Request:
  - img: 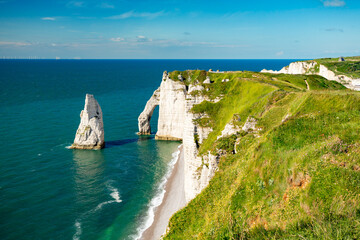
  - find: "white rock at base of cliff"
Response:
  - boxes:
[71,94,105,150]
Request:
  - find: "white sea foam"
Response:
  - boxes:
[72,182,122,240]
[132,145,182,240]
[73,221,82,240]
[107,183,122,203]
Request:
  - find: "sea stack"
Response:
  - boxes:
[70,94,105,150]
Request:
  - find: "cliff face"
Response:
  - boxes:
[279,61,317,75]
[183,83,215,202]
[71,94,105,150]
[318,64,353,83]
[261,61,359,90]
[156,72,187,141]
[138,72,217,202]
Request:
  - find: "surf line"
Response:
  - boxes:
[133,144,182,240]
[73,182,122,240]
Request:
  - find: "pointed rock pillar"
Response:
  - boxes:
[70,94,105,149]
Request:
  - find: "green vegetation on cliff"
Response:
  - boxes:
[314,56,360,78]
[164,70,360,239]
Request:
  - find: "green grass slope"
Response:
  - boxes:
[163,70,360,239]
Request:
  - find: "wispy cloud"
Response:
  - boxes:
[107,10,165,20]
[108,36,249,49]
[322,0,346,7]
[48,42,98,48]
[110,37,125,42]
[276,51,284,56]
[66,1,85,8]
[213,44,250,48]
[325,28,344,32]
[41,17,56,21]
[0,41,31,46]
[136,35,152,42]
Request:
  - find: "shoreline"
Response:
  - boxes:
[141,145,186,240]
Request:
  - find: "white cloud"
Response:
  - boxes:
[66,1,85,8]
[0,41,31,46]
[110,37,125,42]
[107,10,164,20]
[276,51,284,56]
[136,35,152,42]
[322,0,345,7]
[41,17,56,21]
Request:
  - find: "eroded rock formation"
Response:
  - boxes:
[138,72,217,202]
[70,94,105,150]
[138,88,160,135]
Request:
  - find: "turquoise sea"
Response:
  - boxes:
[0,59,296,240]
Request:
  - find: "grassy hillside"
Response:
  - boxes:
[164,70,360,239]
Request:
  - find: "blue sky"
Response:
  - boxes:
[0,0,359,59]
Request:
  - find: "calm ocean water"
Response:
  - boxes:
[0,59,296,240]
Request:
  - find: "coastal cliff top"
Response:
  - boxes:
[301,56,360,78]
[166,68,346,157]
[168,69,346,90]
[163,63,360,239]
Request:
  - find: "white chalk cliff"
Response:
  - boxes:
[156,72,187,141]
[71,94,105,150]
[138,88,160,135]
[138,72,217,202]
[261,61,360,90]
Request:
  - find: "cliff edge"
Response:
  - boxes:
[261,56,360,90]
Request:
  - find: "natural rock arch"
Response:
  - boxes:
[137,88,160,135]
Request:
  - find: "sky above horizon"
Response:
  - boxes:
[0,0,359,59]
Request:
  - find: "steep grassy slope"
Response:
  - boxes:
[164,71,360,239]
